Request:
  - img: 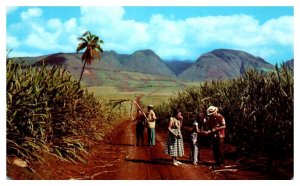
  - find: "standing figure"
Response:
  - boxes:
[205,106,226,166]
[196,112,206,131]
[165,109,184,166]
[190,121,199,165]
[132,109,146,146]
[146,105,156,146]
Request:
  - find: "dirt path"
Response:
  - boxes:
[86,120,215,180]
[78,96,215,180]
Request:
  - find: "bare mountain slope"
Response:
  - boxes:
[178,49,274,81]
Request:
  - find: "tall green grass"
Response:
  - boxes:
[156,66,293,157]
[7,60,122,164]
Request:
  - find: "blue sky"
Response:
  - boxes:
[6,6,293,64]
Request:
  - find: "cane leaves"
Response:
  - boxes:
[156,66,293,157]
[7,60,121,164]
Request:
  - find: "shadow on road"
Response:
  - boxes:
[106,142,135,146]
[126,158,173,165]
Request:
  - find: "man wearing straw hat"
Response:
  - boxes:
[147,105,156,146]
[205,106,226,166]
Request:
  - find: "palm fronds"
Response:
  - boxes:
[77,31,104,84]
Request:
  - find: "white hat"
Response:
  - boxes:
[193,121,198,126]
[147,105,154,108]
[207,106,218,115]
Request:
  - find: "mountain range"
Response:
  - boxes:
[12,49,291,82]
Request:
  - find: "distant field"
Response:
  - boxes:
[85,70,200,110]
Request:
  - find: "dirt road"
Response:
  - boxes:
[8,116,292,180]
[85,119,216,180]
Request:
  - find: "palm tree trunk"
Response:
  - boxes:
[78,60,87,85]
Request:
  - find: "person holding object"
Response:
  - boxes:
[205,106,226,166]
[146,105,156,146]
[190,121,199,165]
[165,109,184,166]
[131,109,146,146]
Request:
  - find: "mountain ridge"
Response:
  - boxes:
[178,49,275,81]
[11,49,279,82]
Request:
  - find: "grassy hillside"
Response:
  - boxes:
[86,70,199,110]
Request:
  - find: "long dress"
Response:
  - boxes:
[165,117,184,157]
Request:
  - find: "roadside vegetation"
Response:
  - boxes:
[6,59,123,166]
[156,66,293,158]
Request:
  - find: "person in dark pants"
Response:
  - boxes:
[205,106,226,166]
[146,105,156,146]
[132,109,146,146]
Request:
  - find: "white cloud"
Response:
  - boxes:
[114,20,149,47]
[25,22,62,50]
[65,18,77,32]
[17,16,80,53]
[180,15,262,47]
[80,7,124,26]
[79,7,149,53]
[262,16,293,46]
[47,18,63,30]
[21,8,42,20]
[25,33,52,50]
[149,14,185,46]
[78,7,293,60]
[149,14,293,60]
[6,34,20,49]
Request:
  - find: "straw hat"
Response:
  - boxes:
[147,105,154,108]
[207,106,218,115]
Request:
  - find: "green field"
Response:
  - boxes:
[86,71,200,110]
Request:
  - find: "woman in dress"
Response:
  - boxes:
[165,109,184,166]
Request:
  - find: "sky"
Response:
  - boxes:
[6,6,294,65]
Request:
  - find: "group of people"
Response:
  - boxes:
[131,105,156,147]
[131,104,226,167]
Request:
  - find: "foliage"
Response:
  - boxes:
[76,31,104,84]
[7,60,122,164]
[156,66,293,157]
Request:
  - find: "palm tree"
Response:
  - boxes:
[76,31,104,84]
